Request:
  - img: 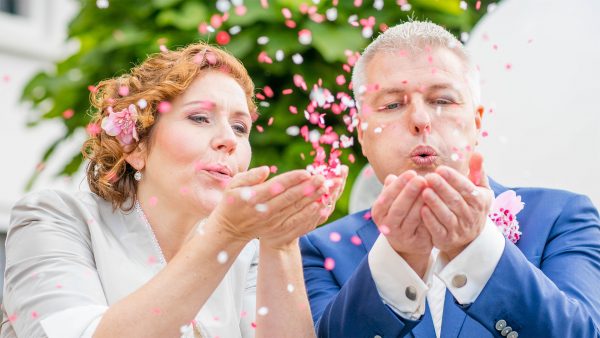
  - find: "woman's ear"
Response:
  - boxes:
[125,143,147,171]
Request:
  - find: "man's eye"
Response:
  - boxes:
[433,98,454,105]
[380,102,401,110]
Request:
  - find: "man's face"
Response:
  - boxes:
[357,47,482,183]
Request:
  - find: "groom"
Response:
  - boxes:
[300,21,600,337]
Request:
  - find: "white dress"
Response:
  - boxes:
[0,189,258,338]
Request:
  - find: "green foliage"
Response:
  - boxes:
[22,0,496,220]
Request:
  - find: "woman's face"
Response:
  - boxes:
[135,71,253,216]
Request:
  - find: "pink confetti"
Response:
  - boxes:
[363,211,372,220]
[267,117,274,126]
[118,85,129,96]
[235,5,247,16]
[282,8,292,19]
[251,322,257,329]
[31,311,38,319]
[348,153,355,163]
[505,63,512,70]
[62,109,74,119]
[210,14,223,28]
[260,0,268,9]
[240,310,247,318]
[256,125,264,133]
[158,101,172,113]
[482,131,489,137]
[351,235,362,246]
[216,31,231,45]
[148,255,158,264]
[257,51,273,64]
[198,22,209,34]
[298,29,312,45]
[324,257,335,270]
[151,307,161,315]
[285,20,297,29]
[149,196,158,206]
[86,123,101,136]
[88,85,98,93]
[159,44,168,53]
[379,225,390,235]
[269,165,278,173]
[263,86,274,98]
[329,232,341,242]
[476,0,481,10]
[336,74,346,85]
[8,314,17,323]
[282,88,293,95]
[289,106,298,114]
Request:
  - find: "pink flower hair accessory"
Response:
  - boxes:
[101,104,139,146]
[489,190,524,244]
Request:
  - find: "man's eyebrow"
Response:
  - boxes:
[370,88,406,102]
[428,83,462,92]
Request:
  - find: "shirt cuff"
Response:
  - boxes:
[368,234,434,320]
[436,217,505,305]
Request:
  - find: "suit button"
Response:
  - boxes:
[405,286,417,301]
[501,326,512,336]
[452,274,467,288]
[495,319,507,331]
[507,332,518,338]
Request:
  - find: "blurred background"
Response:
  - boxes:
[1,0,599,301]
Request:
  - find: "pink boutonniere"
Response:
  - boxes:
[101,104,139,146]
[489,190,524,244]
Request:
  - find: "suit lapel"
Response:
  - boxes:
[410,301,436,338]
[441,289,468,338]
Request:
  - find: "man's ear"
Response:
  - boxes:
[356,114,367,157]
[125,143,147,171]
[475,105,484,130]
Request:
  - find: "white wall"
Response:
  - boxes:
[469,0,600,208]
[0,0,81,232]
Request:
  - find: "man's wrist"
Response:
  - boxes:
[396,251,430,278]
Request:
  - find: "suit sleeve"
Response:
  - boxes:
[462,194,600,337]
[300,234,420,337]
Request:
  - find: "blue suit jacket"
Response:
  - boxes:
[300,178,600,337]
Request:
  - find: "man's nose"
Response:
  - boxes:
[409,101,432,135]
[210,121,238,154]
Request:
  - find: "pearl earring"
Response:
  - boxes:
[134,170,143,181]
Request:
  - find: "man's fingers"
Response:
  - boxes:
[435,166,486,207]
[424,173,470,217]
[421,186,457,230]
[421,205,447,241]
[228,166,271,189]
[385,175,427,226]
[468,152,484,186]
[373,170,417,221]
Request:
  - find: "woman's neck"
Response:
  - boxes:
[136,190,205,262]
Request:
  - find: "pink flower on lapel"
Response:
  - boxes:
[101,104,139,145]
[489,190,524,244]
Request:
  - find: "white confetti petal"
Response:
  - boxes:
[374,0,384,10]
[459,1,468,10]
[287,284,295,293]
[275,49,284,61]
[326,8,338,21]
[451,153,459,161]
[216,0,231,12]
[217,251,228,264]
[257,36,269,45]
[229,25,242,35]
[137,99,148,109]
[96,0,109,8]
[240,187,253,201]
[292,53,304,64]
[258,306,269,316]
[374,127,383,134]
[255,203,268,212]
[286,126,300,136]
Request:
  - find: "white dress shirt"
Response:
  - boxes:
[1,189,258,338]
[369,218,506,338]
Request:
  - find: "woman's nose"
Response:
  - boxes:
[210,121,238,154]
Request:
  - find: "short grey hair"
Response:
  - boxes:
[351,21,481,111]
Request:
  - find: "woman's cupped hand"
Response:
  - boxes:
[207,165,348,250]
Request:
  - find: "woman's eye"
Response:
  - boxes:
[232,123,249,135]
[189,115,209,124]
